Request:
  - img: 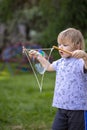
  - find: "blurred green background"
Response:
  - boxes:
[0,0,87,48]
[0,0,87,129]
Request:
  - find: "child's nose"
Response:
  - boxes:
[59,44,64,49]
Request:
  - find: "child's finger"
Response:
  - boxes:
[29,50,40,56]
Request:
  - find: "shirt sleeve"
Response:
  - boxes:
[51,60,58,71]
[78,59,87,75]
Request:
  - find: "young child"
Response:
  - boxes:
[23,28,87,130]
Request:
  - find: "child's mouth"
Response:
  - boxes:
[59,51,63,55]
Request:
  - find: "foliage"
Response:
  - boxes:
[0,0,87,48]
[0,0,25,22]
[38,0,60,47]
[58,0,87,34]
[0,0,40,22]
[0,0,13,22]
[38,0,87,47]
[85,39,87,52]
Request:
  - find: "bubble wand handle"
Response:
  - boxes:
[53,45,72,55]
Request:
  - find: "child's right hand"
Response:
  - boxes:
[22,46,41,58]
[29,50,41,59]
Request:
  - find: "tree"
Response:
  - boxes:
[38,0,87,47]
[0,0,40,22]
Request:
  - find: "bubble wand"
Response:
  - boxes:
[53,45,72,55]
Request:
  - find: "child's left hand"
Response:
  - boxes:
[72,50,87,59]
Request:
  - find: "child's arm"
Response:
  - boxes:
[72,50,87,69]
[36,53,54,71]
[82,54,87,70]
[22,46,55,71]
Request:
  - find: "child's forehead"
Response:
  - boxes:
[57,36,72,44]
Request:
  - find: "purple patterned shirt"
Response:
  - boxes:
[52,57,87,110]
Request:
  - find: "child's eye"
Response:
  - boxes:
[63,44,68,46]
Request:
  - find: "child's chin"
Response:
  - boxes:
[61,55,69,58]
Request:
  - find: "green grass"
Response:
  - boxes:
[0,71,57,130]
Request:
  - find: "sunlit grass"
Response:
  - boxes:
[0,72,56,130]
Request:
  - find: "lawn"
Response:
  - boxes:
[0,71,57,130]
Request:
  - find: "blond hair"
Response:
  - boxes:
[57,28,85,50]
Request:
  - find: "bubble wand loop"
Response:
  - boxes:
[23,48,42,92]
[23,46,54,92]
[53,45,72,55]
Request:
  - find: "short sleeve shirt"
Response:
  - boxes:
[52,57,87,110]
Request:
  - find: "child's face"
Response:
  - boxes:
[58,42,74,58]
